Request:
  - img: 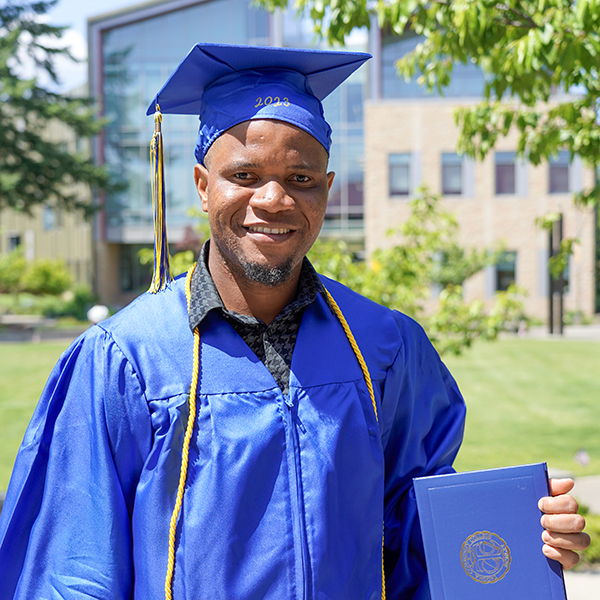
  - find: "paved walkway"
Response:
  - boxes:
[562,474,600,599]
[521,322,600,342]
[564,570,600,599]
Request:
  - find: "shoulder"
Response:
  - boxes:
[318,274,429,346]
[88,274,193,399]
[99,274,189,342]
[317,274,434,375]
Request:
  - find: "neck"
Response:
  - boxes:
[208,248,302,325]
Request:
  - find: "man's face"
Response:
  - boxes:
[194,119,335,287]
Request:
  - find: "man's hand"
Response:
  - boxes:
[538,478,591,569]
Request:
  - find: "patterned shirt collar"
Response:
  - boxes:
[188,240,325,332]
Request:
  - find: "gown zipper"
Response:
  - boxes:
[284,394,309,600]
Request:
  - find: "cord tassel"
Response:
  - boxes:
[149,104,172,293]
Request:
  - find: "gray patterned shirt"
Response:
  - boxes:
[188,241,325,395]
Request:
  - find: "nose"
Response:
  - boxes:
[249,179,295,213]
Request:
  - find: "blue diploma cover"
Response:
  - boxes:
[414,463,567,599]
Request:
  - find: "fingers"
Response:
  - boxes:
[548,478,575,496]
[538,477,590,569]
[541,545,582,570]
[538,493,579,517]
[541,512,586,534]
[542,530,591,552]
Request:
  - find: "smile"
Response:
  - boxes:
[246,226,292,235]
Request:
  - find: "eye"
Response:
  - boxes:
[292,174,311,183]
[234,172,252,181]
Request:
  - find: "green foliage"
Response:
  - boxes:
[309,189,524,355]
[0,0,118,214]
[428,284,525,356]
[0,249,27,293]
[0,286,94,319]
[55,284,97,320]
[578,505,600,568]
[20,257,72,295]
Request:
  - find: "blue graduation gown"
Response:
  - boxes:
[0,274,465,599]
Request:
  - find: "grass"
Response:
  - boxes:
[444,338,600,477]
[1,337,599,483]
[0,340,72,492]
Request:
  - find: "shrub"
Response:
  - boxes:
[21,259,72,296]
[0,250,27,294]
[578,505,600,569]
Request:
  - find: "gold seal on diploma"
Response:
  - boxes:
[461,531,511,584]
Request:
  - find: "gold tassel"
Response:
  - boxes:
[149,104,173,293]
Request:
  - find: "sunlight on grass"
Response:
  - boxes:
[0,341,72,491]
[445,339,600,477]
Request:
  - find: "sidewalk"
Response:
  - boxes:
[522,322,600,342]
[564,570,600,599]
[563,474,600,600]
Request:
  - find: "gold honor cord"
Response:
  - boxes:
[165,262,200,599]
[165,266,385,600]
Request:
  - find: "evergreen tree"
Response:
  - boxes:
[0,0,114,214]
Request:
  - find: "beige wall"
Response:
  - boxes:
[364,99,597,318]
[0,206,92,287]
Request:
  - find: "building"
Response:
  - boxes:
[88,0,369,305]
[364,33,597,319]
[0,85,94,288]
[87,3,597,317]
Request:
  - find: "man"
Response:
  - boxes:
[0,44,589,599]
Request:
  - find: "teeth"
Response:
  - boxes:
[247,226,291,234]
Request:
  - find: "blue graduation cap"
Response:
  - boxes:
[147,43,370,163]
[146,43,370,293]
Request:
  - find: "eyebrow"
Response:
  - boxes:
[225,160,322,172]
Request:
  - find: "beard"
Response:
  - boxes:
[240,258,294,287]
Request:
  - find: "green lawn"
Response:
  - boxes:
[0,340,72,492]
[1,337,599,493]
[445,338,600,477]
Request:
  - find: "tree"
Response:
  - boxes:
[260,1,598,199]
[308,189,524,355]
[0,0,116,214]
[259,0,600,274]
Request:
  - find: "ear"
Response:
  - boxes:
[194,163,209,212]
[327,171,335,192]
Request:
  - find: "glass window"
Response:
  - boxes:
[7,235,21,252]
[495,152,516,195]
[496,251,517,291]
[43,205,56,231]
[120,244,153,292]
[389,153,411,196]
[101,0,270,232]
[442,153,462,195]
[382,33,486,99]
[549,151,570,194]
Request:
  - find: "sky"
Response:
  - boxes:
[44,0,142,90]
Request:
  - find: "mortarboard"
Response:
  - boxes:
[146,43,370,293]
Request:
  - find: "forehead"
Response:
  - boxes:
[205,119,329,167]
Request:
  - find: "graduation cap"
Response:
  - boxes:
[146,43,371,293]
